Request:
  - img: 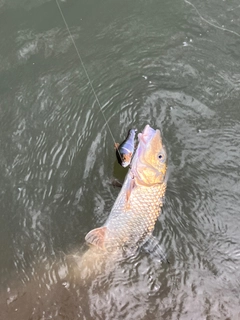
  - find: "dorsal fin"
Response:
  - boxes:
[85,226,107,250]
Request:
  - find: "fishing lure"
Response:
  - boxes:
[115,129,137,167]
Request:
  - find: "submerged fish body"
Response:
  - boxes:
[115,129,137,167]
[85,124,168,258]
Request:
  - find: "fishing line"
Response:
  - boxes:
[184,0,240,38]
[55,0,120,150]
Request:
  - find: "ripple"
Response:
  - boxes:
[1,0,240,319]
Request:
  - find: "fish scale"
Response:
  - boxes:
[107,179,166,242]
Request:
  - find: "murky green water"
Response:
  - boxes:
[1,0,240,319]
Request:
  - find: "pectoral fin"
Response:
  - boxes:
[142,235,169,264]
[125,178,135,209]
[85,226,107,250]
[125,174,135,202]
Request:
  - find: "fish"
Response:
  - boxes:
[115,129,137,167]
[85,124,168,261]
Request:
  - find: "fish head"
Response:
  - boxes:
[131,124,167,186]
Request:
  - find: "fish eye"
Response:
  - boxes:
[158,152,165,162]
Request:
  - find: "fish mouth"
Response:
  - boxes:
[134,124,161,160]
[138,124,160,145]
[130,124,164,186]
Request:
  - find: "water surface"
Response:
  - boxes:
[1,0,240,319]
